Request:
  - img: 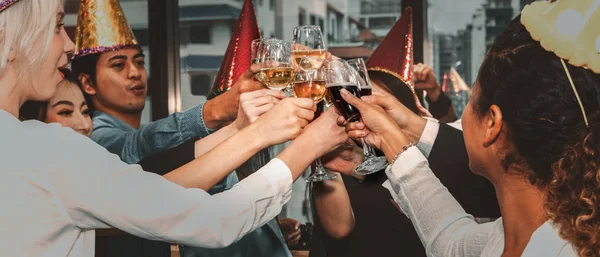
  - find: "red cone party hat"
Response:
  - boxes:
[366,6,414,90]
[208,0,261,99]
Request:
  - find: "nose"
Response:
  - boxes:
[128,62,142,80]
[62,28,75,55]
[73,112,91,136]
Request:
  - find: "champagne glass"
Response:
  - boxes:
[258,41,294,91]
[292,25,326,70]
[252,38,281,84]
[300,57,337,183]
[292,62,327,103]
[347,58,389,175]
[251,38,263,65]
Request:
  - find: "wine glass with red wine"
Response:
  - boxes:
[346,58,388,175]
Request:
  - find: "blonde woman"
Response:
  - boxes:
[0,1,347,256]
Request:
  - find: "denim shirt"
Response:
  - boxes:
[91,103,212,164]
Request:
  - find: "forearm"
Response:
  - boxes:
[277,135,325,181]
[202,96,237,130]
[385,148,488,256]
[399,115,428,145]
[313,175,355,239]
[193,123,239,158]
[164,125,265,190]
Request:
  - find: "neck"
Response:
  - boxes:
[492,174,547,256]
[93,99,142,129]
[0,69,23,118]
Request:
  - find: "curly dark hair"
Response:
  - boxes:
[475,16,600,255]
[548,124,600,256]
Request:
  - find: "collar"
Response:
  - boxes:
[93,110,136,132]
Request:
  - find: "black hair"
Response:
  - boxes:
[369,71,420,114]
[19,68,89,121]
[71,53,101,85]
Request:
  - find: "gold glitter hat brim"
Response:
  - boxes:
[73,0,140,59]
[0,0,20,13]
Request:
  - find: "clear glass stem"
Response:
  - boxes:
[315,158,326,174]
[361,138,376,158]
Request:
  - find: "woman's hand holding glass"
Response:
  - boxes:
[296,108,349,160]
[249,97,316,148]
[234,89,286,130]
[338,89,412,163]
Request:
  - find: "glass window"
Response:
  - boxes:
[428,0,532,117]
[190,74,213,96]
[181,22,212,44]
[63,0,152,125]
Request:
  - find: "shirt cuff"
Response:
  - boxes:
[256,158,294,205]
[232,158,293,231]
[417,118,440,158]
[382,180,409,218]
[384,147,429,195]
[180,102,213,138]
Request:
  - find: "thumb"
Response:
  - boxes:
[245,63,261,77]
[340,88,369,112]
[291,98,317,111]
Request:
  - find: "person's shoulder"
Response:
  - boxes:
[92,111,119,128]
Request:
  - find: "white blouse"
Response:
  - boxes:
[383,146,577,257]
[0,109,293,256]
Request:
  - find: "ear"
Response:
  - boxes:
[79,73,97,96]
[482,104,503,147]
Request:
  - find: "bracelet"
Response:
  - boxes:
[387,142,416,172]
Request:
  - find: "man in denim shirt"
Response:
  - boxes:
[72,47,294,257]
[71,46,254,164]
[71,23,295,257]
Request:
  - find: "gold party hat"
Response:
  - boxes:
[73,0,140,58]
[521,0,600,73]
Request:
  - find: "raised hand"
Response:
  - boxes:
[234,89,286,130]
[251,97,316,147]
[298,108,348,158]
[414,63,442,102]
[204,64,265,129]
[339,88,410,152]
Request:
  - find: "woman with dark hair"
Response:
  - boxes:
[341,2,599,255]
[20,68,93,136]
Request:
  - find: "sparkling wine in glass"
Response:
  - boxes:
[292,25,326,70]
[258,41,294,91]
[293,71,327,102]
[300,58,339,183]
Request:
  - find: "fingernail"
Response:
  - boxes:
[340,88,349,95]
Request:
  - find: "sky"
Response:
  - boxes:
[428,0,486,34]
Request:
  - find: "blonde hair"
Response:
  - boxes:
[0,0,63,78]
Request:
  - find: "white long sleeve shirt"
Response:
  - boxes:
[382,120,577,257]
[0,109,292,256]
